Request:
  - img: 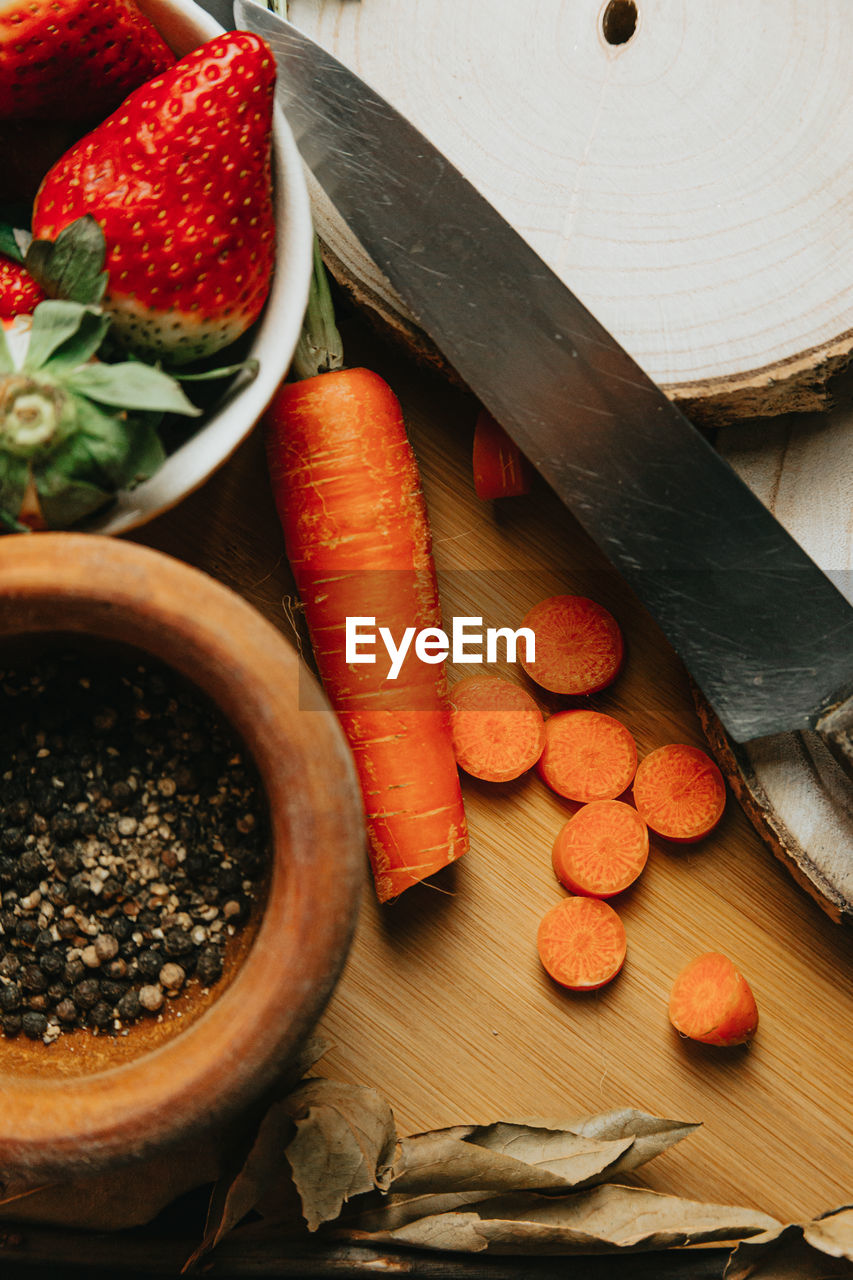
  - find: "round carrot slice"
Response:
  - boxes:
[520,595,624,696]
[552,800,649,898]
[449,675,545,782]
[633,743,725,842]
[537,709,637,802]
[668,952,758,1046]
[536,896,626,990]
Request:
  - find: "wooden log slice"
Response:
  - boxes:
[289,0,853,424]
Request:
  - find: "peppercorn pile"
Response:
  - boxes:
[0,648,269,1043]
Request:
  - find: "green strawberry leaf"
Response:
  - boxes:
[42,309,111,374]
[0,221,26,266]
[0,454,31,532]
[34,465,112,530]
[0,323,14,376]
[23,300,104,372]
[67,362,202,417]
[25,216,108,306]
[33,390,165,496]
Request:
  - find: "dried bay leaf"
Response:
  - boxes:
[391,1123,636,1194]
[726,1225,853,1279]
[566,1109,701,1184]
[184,1037,331,1270]
[353,1110,699,1231]
[803,1206,853,1261]
[283,1078,398,1231]
[348,1183,781,1255]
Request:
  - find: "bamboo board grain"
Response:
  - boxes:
[135,316,853,1229]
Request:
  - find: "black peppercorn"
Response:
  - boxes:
[73,979,100,1010]
[116,989,140,1022]
[35,929,54,952]
[17,849,43,881]
[195,946,223,986]
[15,918,38,946]
[164,928,193,957]
[22,1011,47,1040]
[0,827,25,854]
[88,1001,112,1029]
[0,983,21,1012]
[108,916,131,943]
[1,1014,21,1037]
[67,873,90,904]
[64,958,86,986]
[109,781,134,811]
[53,845,80,876]
[39,949,64,977]
[100,979,126,1004]
[50,811,78,842]
[56,999,77,1024]
[21,964,47,993]
[137,949,163,979]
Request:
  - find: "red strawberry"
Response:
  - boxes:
[0,255,45,320]
[0,0,175,121]
[32,32,277,365]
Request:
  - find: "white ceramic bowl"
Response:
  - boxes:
[85,0,313,535]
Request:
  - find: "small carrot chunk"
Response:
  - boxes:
[520,595,624,696]
[668,952,758,1046]
[538,709,637,802]
[633,743,725,842]
[537,896,626,990]
[472,408,533,499]
[450,675,545,782]
[552,800,649,898]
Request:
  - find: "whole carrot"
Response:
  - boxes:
[264,242,468,902]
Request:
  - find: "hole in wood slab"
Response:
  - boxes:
[602,0,638,45]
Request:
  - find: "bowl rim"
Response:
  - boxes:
[86,0,314,536]
[0,534,364,1179]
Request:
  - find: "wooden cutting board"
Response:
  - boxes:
[135,313,853,1232]
[141,0,853,1240]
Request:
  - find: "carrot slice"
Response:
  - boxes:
[552,800,649,898]
[668,952,758,1046]
[537,896,626,991]
[537,709,637,802]
[472,408,533,499]
[450,675,545,782]
[633,743,725,842]
[520,595,624,696]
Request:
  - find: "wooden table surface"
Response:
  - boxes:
[136,312,853,1230]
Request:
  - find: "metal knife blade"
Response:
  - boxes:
[235,0,853,759]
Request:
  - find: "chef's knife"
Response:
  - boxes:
[233,0,853,770]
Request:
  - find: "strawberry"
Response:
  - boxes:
[32,32,277,366]
[0,255,45,320]
[0,0,175,121]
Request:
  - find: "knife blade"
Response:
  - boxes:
[234,0,853,766]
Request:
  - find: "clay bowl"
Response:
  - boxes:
[0,533,364,1183]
